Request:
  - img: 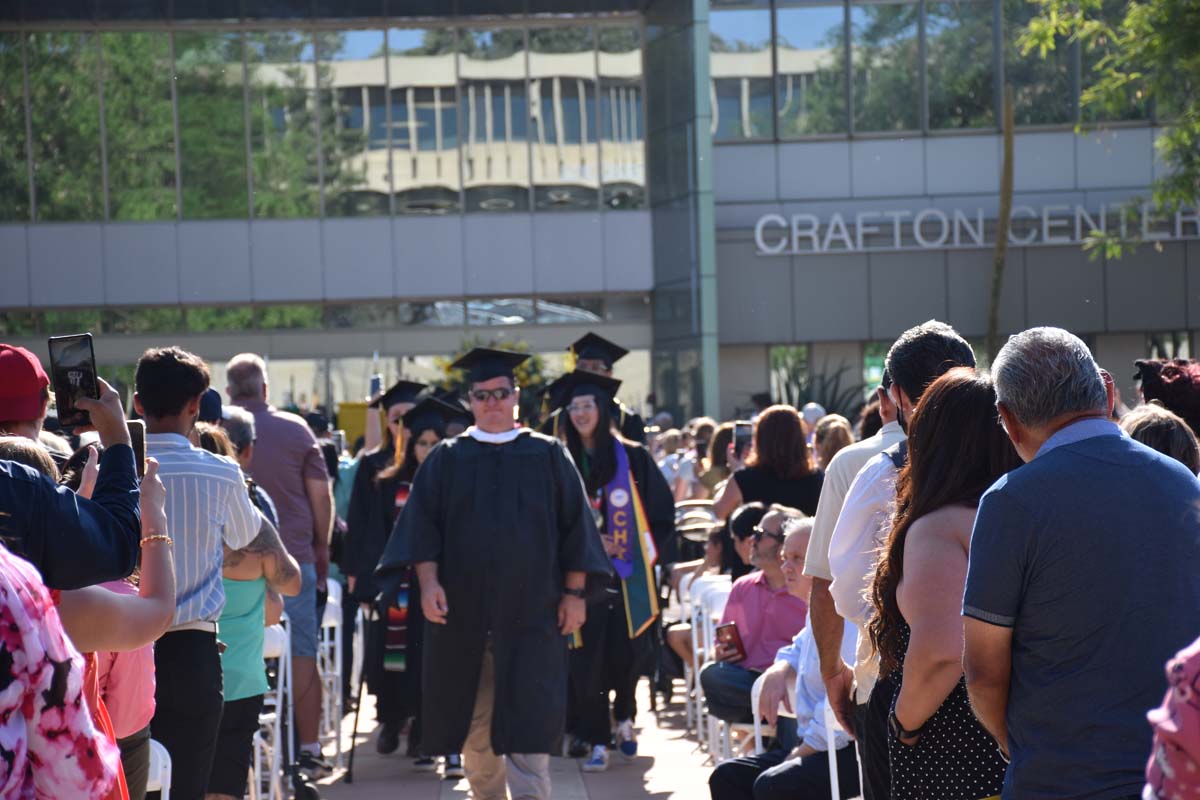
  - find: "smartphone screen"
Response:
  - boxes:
[47,333,99,429]
[733,420,753,460]
[127,420,146,479]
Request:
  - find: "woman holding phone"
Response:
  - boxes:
[551,370,675,772]
[713,406,824,520]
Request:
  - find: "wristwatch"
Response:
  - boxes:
[562,587,586,599]
[888,707,924,741]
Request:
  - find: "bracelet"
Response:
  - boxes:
[562,587,586,599]
[140,534,173,547]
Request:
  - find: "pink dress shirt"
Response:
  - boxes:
[717,571,808,672]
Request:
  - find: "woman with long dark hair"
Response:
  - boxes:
[867,368,1021,799]
[552,370,675,772]
[713,405,824,519]
[344,392,468,773]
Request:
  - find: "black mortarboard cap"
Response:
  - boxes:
[451,347,529,384]
[432,387,470,412]
[304,411,330,435]
[369,379,428,409]
[548,370,623,412]
[402,397,474,435]
[569,332,629,368]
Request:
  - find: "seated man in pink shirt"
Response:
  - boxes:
[699,505,810,727]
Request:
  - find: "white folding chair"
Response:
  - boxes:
[822,700,865,800]
[350,605,365,701]
[146,738,172,800]
[319,578,345,767]
[699,583,732,758]
[686,576,730,744]
[251,619,292,800]
[750,672,777,755]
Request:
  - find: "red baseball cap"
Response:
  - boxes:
[0,344,51,421]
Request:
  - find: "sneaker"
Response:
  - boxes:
[375,722,401,755]
[412,756,437,772]
[298,750,332,780]
[581,744,608,772]
[615,719,638,759]
[443,754,465,780]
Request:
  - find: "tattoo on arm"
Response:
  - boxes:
[237,518,302,591]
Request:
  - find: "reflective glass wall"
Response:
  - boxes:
[0,21,645,224]
[710,0,1147,142]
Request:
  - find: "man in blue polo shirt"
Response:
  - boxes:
[963,327,1200,800]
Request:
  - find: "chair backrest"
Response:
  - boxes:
[325,577,342,606]
[263,623,287,660]
[147,738,172,799]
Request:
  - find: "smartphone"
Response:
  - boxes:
[715,621,747,663]
[127,420,146,479]
[369,373,383,398]
[331,429,346,455]
[733,420,753,461]
[47,333,100,429]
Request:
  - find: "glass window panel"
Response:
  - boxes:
[602,293,652,322]
[185,305,254,332]
[1080,0,1149,122]
[100,33,177,220]
[927,0,995,129]
[1003,0,1073,125]
[851,1,920,132]
[389,28,462,215]
[399,300,466,325]
[598,25,644,210]
[256,304,324,329]
[176,32,249,219]
[324,302,396,328]
[246,32,320,218]
[0,34,30,222]
[42,309,102,335]
[28,32,103,221]
[536,296,604,323]
[775,5,847,136]
[459,29,530,213]
[466,298,535,326]
[102,307,184,334]
[530,27,598,212]
[320,30,388,218]
[0,311,37,337]
[710,9,773,141]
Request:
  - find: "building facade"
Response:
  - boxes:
[0,0,1195,420]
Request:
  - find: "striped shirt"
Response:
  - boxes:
[147,433,260,626]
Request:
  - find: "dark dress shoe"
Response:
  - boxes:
[376,723,401,755]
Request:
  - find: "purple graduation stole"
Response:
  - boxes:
[605,443,660,638]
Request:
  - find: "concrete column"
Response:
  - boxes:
[1092,332,1146,403]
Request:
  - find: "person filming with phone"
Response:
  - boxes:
[698,506,809,729]
[0,343,142,590]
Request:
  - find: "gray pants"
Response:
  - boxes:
[463,642,551,800]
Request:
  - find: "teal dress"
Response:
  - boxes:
[220,577,269,702]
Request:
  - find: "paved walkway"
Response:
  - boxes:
[315,681,712,800]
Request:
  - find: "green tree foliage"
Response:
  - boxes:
[1022,0,1198,255]
[0,34,30,221]
[102,33,177,220]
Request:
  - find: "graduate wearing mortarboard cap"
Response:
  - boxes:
[538,332,647,444]
[343,394,471,761]
[373,347,611,799]
[548,370,677,770]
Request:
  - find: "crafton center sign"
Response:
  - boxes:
[754,203,1200,256]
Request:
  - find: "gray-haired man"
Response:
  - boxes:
[964,327,1200,799]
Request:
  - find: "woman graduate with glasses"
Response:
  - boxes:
[550,370,677,772]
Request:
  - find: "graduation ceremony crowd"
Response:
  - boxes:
[0,319,1198,800]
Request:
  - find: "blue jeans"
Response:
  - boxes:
[283,562,319,658]
[699,661,797,747]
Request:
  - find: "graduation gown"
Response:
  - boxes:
[539,400,646,444]
[375,430,612,756]
[342,448,395,602]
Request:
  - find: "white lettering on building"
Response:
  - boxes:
[752,203,1200,255]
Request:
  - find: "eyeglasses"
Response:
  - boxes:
[470,387,514,404]
[566,399,598,415]
[752,525,785,543]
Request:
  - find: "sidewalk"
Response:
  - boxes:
[316,681,712,800]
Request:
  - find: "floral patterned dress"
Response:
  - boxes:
[0,545,119,799]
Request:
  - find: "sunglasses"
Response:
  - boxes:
[470,387,514,403]
[752,525,785,543]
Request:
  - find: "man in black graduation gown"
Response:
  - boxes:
[375,347,611,800]
[540,332,647,444]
